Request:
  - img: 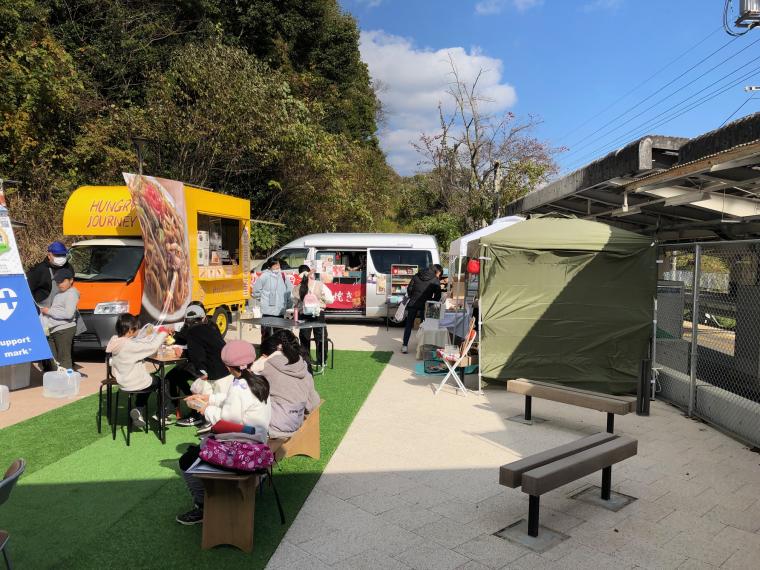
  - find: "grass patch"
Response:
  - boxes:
[0,350,391,569]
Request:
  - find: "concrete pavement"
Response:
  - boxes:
[263,322,760,570]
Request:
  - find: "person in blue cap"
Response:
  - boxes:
[27,241,74,307]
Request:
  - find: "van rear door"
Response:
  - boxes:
[366,248,434,318]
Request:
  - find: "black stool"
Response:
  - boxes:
[98,355,117,434]
[112,386,157,446]
[97,378,118,434]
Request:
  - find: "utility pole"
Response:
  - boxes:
[131,137,150,175]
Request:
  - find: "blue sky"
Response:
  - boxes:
[340,0,760,176]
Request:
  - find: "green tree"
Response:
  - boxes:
[414,60,560,231]
[2,0,394,263]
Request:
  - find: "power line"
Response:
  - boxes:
[559,34,740,152]
[562,34,760,164]
[555,25,723,145]
[719,95,757,127]
[563,53,760,168]
[563,66,760,171]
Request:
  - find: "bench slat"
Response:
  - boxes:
[499,432,617,488]
[521,435,637,496]
[507,379,636,415]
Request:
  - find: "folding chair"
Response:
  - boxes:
[434,327,477,396]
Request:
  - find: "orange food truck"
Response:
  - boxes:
[63,179,250,349]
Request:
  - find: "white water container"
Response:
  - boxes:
[0,385,9,411]
[43,369,81,399]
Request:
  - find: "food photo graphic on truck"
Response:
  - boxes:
[63,175,251,348]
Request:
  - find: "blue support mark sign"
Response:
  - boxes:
[0,274,52,365]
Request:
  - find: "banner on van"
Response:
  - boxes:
[123,174,192,322]
[325,283,364,310]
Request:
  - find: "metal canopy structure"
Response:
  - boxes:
[506,113,760,243]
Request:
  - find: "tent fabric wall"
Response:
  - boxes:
[479,218,656,395]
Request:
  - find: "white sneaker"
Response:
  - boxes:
[401,345,408,354]
[130,408,146,429]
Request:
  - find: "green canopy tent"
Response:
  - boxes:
[476,218,656,395]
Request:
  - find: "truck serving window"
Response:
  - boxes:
[369,250,432,274]
[198,215,241,266]
[70,245,144,282]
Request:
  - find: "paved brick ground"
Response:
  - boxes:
[265,323,760,570]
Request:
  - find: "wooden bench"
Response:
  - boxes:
[268,400,323,461]
[194,400,324,552]
[500,432,638,537]
[506,379,636,433]
[195,471,259,552]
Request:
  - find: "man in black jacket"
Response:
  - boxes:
[401,264,443,353]
[27,241,73,307]
[168,304,228,427]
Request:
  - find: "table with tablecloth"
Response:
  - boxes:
[415,326,451,359]
[439,305,473,339]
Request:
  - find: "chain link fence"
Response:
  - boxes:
[655,241,760,448]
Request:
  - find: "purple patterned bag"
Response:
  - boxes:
[199,437,274,471]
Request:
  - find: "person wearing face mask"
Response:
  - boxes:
[27,241,73,308]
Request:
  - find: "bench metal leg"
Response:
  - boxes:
[528,495,540,537]
[524,395,532,421]
[606,413,614,433]
[601,466,612,500]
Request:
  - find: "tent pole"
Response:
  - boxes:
[476,253,490,396]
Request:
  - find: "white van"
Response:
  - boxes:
[260,233,440,319]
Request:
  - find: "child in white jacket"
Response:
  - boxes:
[177,340,271,525]
[106,314,170,429]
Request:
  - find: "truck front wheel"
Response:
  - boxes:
[212,307,230,337]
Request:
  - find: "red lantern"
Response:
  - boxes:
[467,259,480,274]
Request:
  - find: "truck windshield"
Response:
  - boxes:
[69,245,144,282]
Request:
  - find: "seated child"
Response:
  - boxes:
[166,304,227,427]
[253,331,319,437]
[176,340,271,526]
[105,314,169,429]
[40,267,80,370]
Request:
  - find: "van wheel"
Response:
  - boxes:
[213,307,230,337]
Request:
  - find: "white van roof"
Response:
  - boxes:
[281,233,439,250]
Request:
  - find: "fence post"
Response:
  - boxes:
[688,244,701,417]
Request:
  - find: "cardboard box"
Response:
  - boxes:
[450,282,466,299]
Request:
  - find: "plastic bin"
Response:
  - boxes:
[0,362,32,391]
[42,369,81,399]
[0,385,9,411]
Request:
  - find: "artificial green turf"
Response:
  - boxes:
[0,350,391,569]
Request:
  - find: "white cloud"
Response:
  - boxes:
[360,30,517,175]
[581,0,622,12]
[356,0,383,7]
[514,0,544,11]
[475,0,543,15]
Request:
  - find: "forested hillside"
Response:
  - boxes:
[1,0,396,264]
